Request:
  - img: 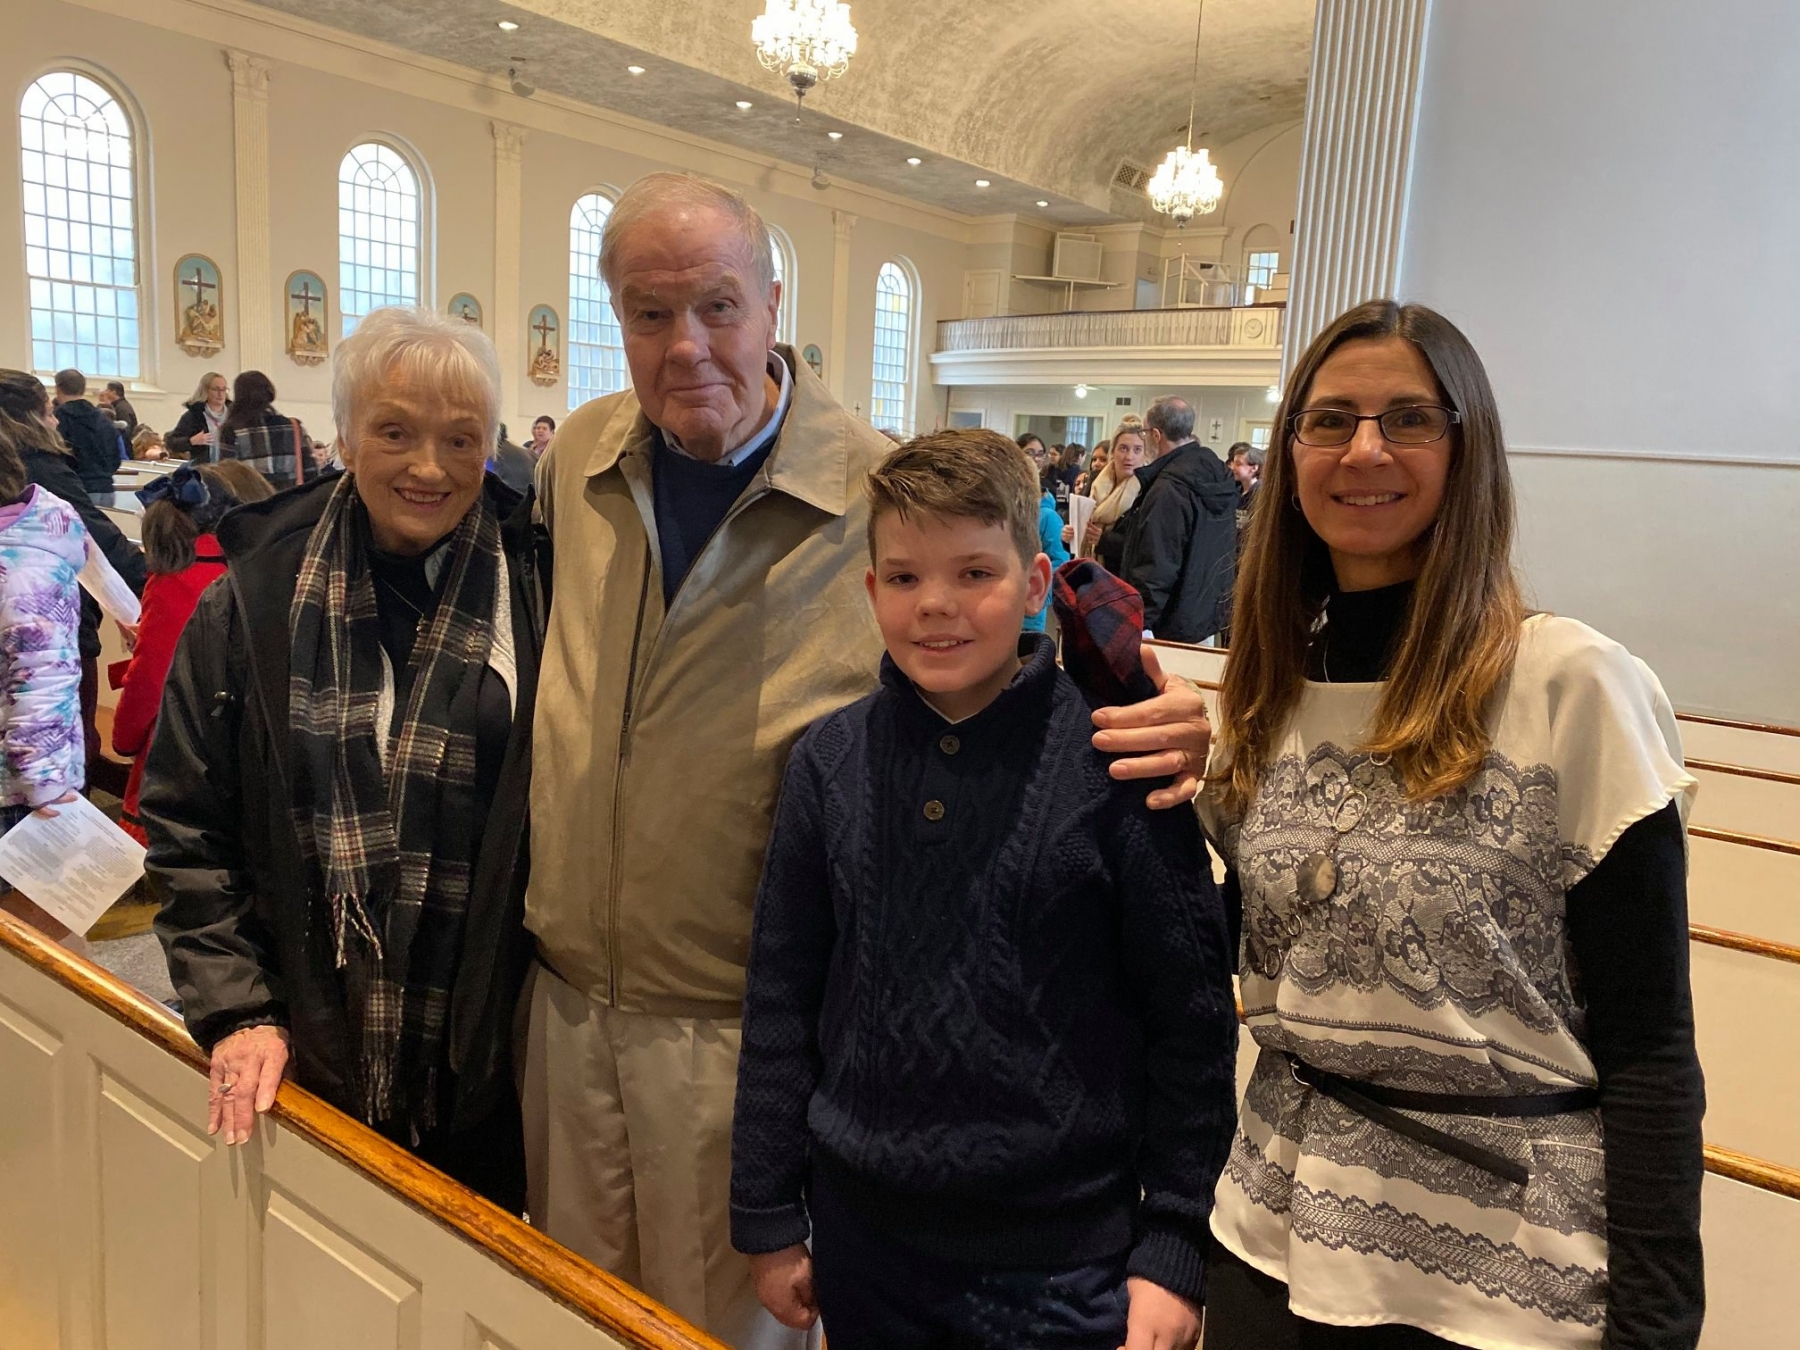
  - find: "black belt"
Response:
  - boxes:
[1285,1053,1600,1187]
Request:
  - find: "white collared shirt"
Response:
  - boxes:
[661,352,793,469]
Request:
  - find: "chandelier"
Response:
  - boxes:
[752,0,858,107]
[1148,0,1224,226]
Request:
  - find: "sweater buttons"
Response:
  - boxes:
[939,734,961,756]
[923,799,946,822]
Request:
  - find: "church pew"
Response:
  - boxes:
[1688,831,1800,948]
[1687,763,1800,843]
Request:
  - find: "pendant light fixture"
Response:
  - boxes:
[752,0,858,111]
[1147,0,1224,227]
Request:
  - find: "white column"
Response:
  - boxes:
[492,121,527,426]
[827,209,857,404]
[1282,0,1433,374]
[225,50,274,372]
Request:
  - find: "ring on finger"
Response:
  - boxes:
[217,1079,237,1097]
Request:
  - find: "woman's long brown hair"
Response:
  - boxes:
[1217,299,1525,811]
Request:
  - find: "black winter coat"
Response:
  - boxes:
[55,398,122,493]
[1115,442,1240,643]
[166,400,227,459]
[144,474,548,1134]
[20,446,148,659]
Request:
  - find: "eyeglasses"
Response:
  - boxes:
[1288,404,1460,447]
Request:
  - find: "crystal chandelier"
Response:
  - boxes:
[752,0,858,108]
[1148,0,1224,226]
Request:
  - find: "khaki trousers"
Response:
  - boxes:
[522,964,814,1350]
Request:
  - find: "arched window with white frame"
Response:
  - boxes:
[337,141,421,335]
[568,191,627,410]
[768,227,796,345]
[870,259,915,435]
[20,69,142,379]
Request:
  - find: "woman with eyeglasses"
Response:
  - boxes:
[1197,301,1704,1348]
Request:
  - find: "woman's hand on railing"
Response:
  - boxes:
[207,1024,291,1145]
[1120,1276,1201,1350]
[749,1245,818,1331]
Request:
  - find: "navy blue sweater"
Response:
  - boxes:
[729,635,1239,1301]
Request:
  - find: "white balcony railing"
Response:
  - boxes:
[936,304,1283,355]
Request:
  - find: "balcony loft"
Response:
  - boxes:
[929,304,1284,389]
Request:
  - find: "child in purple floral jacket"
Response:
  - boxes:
[0,423,138,944]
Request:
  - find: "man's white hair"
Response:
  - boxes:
[333,306,503,451]
[598,172,776,301]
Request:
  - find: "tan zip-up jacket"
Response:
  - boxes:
[528,347,890,1016]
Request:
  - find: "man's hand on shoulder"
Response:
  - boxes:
[749,1244,819,1330]
[1119,1275,1201,1350]
[1091,645,1211,810]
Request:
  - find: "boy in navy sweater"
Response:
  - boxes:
[729,430,1238,1350]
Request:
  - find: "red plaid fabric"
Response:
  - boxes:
[1052,559,1159,706]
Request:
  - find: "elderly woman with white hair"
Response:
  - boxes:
[143,306,548,1209]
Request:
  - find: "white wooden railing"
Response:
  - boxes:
[935,305,1283,354]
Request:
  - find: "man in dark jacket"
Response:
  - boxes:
[99,380,139,442]
[53,369,123,501]
[1117,396,1239,643]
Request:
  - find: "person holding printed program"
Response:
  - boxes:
[1198,300,1705,1348]
[0,416,140,946]
[730,430,1239,1350]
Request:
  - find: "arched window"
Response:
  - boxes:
[338,142,420,335]
[568,192,626,410]
[870,260,914,435]
[768,228,795,345]
[20,70,141,379]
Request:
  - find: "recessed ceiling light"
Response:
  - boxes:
[496,18,519,30]
[627,65,645,75]
[1036,200,1049,207]
[827,130,844,140]
[975,179,991,188]
[906,156,922,166]
[736,100,754,110]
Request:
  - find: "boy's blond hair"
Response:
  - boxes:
[864,429,1042,567]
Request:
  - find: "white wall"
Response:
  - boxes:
[0,0,980,443]
[1399,0,1800,723]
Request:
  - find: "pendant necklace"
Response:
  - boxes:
[1297,786,1366,904]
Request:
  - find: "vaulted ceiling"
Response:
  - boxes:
[250,0,1315,223]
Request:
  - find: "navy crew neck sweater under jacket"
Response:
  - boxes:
[650,432,775,605]
[729,634,1241,1302]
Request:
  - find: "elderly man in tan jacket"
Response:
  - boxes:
[523,172,1213,1348]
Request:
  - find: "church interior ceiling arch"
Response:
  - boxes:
[242,0,1315,223]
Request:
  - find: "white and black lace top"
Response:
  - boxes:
[1199,609,1699,1349]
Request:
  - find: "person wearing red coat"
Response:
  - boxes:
[112,461,271,839]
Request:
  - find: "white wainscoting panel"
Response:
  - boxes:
[0,992,64,1350]
[0,935,697,1350]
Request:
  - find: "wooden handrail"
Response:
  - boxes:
[0,913,729,1350]
[1687,757,1800,788]
[1705,1145,1800,1201]
[1690,825,1800,858]
[1144,641,1800,744]
[1682,713,1800,741]
[1689,924,1800,966]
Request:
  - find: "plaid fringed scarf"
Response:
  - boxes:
[287,475,500,1135]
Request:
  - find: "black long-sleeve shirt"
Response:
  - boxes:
[730,635,1240,1301]
[1273,582,1706,1348]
